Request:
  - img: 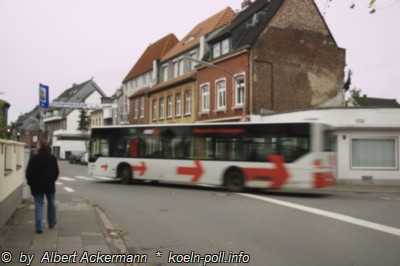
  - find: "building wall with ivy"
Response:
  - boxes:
[0,99,10,138]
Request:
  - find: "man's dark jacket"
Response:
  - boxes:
[26,151,59,195]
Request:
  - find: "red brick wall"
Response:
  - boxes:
[249,0,346,114]
[251,27,345,113]
[196,51,249,122]
[129,95,149,124]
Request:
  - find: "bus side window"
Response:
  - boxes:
[247,138,277,162]
[143,136,162,158]
[193,137,215,160]
[129,138,139,158]
[278,137,310,162]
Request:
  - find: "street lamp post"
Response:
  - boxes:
[182,56,249,122]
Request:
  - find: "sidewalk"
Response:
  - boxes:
[319,184,400,194]
[0,193,126,266]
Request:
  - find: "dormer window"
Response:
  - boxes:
[213,38,230,59]
[162,64,169,82]
[213,43,221,58]
[222,39,230,55]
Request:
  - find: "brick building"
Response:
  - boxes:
[197,0,346,122]
[146,7,236,124]
[125,34,178,124]
[123,0,345,125]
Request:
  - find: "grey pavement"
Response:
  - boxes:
[0,193,124,266]
[2,161,400,266]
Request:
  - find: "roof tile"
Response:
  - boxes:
[123,34,179,83]
[161,7,236,61]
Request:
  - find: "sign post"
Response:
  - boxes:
[39,84,49,109]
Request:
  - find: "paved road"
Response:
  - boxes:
[55,161,400,266]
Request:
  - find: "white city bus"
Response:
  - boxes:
[88,122,335,191]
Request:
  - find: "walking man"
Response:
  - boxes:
[26,140,59,234]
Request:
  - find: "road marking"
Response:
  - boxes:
[56,181,64,186]
[93,176,113,181]
[60,176,76,182]
[63,186,75,193]
[75,176,95,181]
[239,193,400,237]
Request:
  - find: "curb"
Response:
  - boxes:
[92,203,138,266]
[319,186,400,194]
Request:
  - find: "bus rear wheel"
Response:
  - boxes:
[224,169,245,192]
[118,165,132,184]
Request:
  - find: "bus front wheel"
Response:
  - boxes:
[224,169,245,192]
[118,165,132,184]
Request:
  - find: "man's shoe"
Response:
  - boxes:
[36,230,43,234]
[49,224,56,229]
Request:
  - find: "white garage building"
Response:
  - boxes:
[252,108,400,185]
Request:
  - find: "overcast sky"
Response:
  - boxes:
[1,0,399,122]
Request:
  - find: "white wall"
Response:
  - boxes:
[52,138,87,160]
[0,140,25,202]
[65,90,103,131]
[252,108,400,127]
[336,130,400,183]
[66,109,80,131]
[85,90,103,105]
[253,108,400,183]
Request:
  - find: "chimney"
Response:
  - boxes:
[241,0,252,10]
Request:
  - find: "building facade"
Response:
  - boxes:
[43,79,106,159]
[125,33,179,124]
[14,106,43,148]
[197,50,250,122]
[119,0,345,125]
[0,99,10,138]
[252,107,400,184]
[146,7,236,124]
[196,0,346,123]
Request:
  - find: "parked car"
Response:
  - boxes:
[69,151,85,164]
[80,152,89,165]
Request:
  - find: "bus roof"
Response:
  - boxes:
[91,121,324,130]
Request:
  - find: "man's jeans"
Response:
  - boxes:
[33,193,56,232]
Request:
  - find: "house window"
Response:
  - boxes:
[162,64,169,82]
[351,138,397,169]
[213,39,230,59]
[234,74,246,106]
[179,58,185,76]
[146,72,152,86]
[173,61,179,78]
[200,83,210,112]
[159,97,165,119]
[152,99,157,121]
[222,39,230,55]
[190,51,198,70]
[175,93,182,116]
[216,79,226,110]
[213,43,221,58]
[140,97,145,118]
[134,99,139,119]
[184,91,192,115]
[167,95,173,118]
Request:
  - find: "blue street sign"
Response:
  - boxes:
[39,83,49,109]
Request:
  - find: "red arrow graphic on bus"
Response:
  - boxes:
[131,162,147,176]
[177,161,204,182]
[243,155,290,188]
